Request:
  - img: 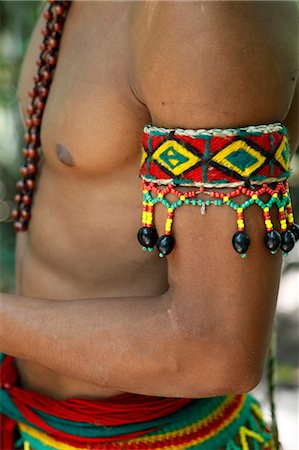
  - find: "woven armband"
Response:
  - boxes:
[137,123,299,258]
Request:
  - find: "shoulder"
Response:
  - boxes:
[129,1,299,129]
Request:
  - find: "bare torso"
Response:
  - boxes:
[16,1,298,401]
[16,1,168,400]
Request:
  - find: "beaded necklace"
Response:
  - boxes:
[12,0,72,231]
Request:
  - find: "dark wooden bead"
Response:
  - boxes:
[137,226,158,248]
[55,5,64,15]
[14,221,24,232]
[20,166,29,177]
[16,180,24,191]
[26,105,35,115]
[28,88,37,98]
[157,234,175,256]
[48,37,58,49]
[22,194,32,205]
[52,31,62,40]
[289,223,299,242]
[38,86,49,98]
[232,231,250,254]
[53,22,62,32]
[25,179,35,190]
[42,70,51,81]
[14,194,21,204]
[33,74,41,83]
[34,97,45,110]
[264,230,281,252]
[11,208,20,220]
[43,10,52,20]
[47,55,57,66]
[29,133,40,145]
[40,50,49,63]
[281,230,295,253]
[25,118,32,128]
[27,163,38,175]
[23,148,30,158]
[41,27,50,37]
[32,115,41,126]
[27,148,39,160]
[24,133,31,143]
[21,209,31,220]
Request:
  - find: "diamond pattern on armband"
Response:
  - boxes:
[210,139,267,179]
[137,123,298,259]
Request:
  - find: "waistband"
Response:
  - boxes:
[16,394,275,450]
[0,354,275,449]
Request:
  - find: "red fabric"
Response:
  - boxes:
[0,355,192,449]
[140,129,288,183]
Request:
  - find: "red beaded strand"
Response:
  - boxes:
[12,1,72,232]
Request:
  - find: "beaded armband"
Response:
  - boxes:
[137,123,299,258]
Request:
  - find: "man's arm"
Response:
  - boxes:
[1,1,298,398]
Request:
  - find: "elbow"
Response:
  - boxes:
[172,342,264,398]
[168,320,264,398]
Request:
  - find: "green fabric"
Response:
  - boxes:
[16,395,274,450]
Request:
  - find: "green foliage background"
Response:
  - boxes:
[0,1,42,291]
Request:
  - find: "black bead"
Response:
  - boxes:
[280,230,295,253]
[264,230,281,252]
[289,223,299,242]
[157,234,175,256]
[232,231,250,254]
[137,226,158,248]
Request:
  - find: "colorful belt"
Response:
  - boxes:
[0,352,274,450]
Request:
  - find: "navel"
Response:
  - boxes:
[55,144,75,166]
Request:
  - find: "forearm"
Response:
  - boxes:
[0,291,177,395]
[0,290,240,397]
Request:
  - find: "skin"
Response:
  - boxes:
[1,1,298,403]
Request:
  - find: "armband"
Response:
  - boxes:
[137,123,299,258]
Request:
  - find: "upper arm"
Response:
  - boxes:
[130,1,298,128]
[130,1,299,391]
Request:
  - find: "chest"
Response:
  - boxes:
[19,2,150,176]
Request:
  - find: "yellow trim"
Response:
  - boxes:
[239,425,264,450]
[140,148,148,167]
[19,422,83,450]
[211,140,266,178]
[125,395,246,449]
[275,136,289,171]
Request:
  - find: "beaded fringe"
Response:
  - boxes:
[138,179,298,258]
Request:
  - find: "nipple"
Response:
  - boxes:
[56,144,75,166]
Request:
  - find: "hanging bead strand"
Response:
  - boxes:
[263,206,281,254]
[285,191,299,241]
[12,1,72,232]
[137,185,158,252]
[232,207,250,258]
